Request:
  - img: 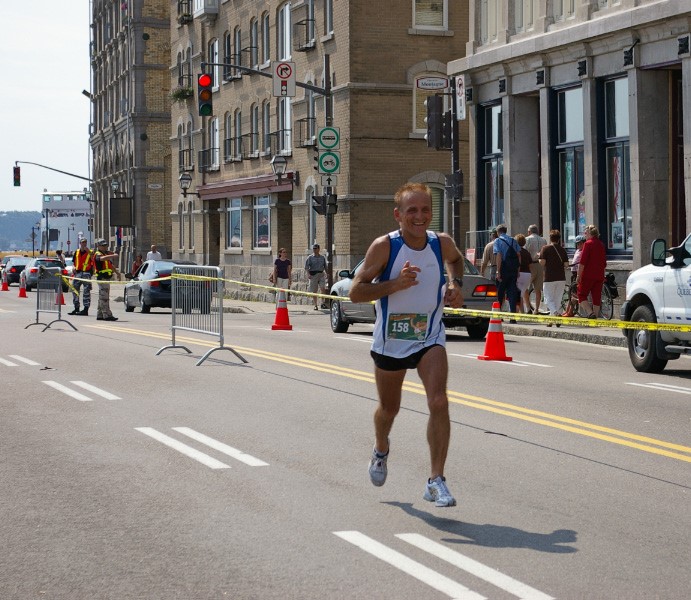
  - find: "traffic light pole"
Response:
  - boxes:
[202,55,336,291]
[449,77,463,249]
[13,160,92,182]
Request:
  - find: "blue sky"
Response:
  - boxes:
[1,2,91,213]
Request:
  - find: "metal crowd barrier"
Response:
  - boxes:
[25,266,76,332]
[156,265,247,366]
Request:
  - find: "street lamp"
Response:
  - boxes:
[270,155,288,184]
[178,172,200,198]
[31,222,40,257]
[111,180,120,195]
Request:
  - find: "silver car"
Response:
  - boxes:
[329,258,497,339]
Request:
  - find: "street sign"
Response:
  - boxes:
[272,61,296,97]
[317,127,340,150]
[455,76,466,121]
[321,175,338,188]
[318,151,340,175]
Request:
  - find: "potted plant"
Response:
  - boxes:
[170,86,194,103]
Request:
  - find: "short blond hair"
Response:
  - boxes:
[394,182,431,207]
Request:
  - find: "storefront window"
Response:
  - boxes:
[480,103,504,228]
[253,196,270,248]
[227,198,242,248]
[604,77,631,251]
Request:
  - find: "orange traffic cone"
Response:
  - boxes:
[56,289,66,305]
[477,302,512,361]
[1,270,8,291]
[271,289,293,331]
[18,272,27,298]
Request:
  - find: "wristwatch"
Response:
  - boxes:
[452,277,463,288]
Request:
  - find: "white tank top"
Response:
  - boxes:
[371,230,446,358]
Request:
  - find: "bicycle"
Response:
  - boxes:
[560,272,616,319]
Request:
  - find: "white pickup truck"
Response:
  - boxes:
[621,236,691,372]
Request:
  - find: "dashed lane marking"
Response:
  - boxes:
[71,380,121,400]
[43,380,93,402]
[8,355,41,365]
[135,427,230,469]
[626,382,691,395]
[172,427,268,466]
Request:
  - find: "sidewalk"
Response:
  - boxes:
[222,297,627,348]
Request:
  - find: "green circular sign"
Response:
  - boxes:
[319,151,340,174]
[318,127,340,150]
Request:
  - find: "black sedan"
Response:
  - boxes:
[3,257,30,285]
[123,259,200,313]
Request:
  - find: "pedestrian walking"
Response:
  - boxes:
[69,238,94,316]
[493,224,521,317]
[524,224,547,314]
[146,245,162,261]
[577,225,607,318]
[94,239,119,321]
[350,182,465,507]
[480,228,498,280]
[305,244,327,310]
[538,229,569,326]
[273,248,292,300]
[515,234,533,314]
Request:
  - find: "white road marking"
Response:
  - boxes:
[9,355,41,365]
[71,381,121,400]
[172,427,268,466]
[0,358,18,367]
[449,354,551,367]
[397,534,554,600]
[334,335,373,343]
[626,382,691,395]
[43,381,93,402]
[135,427,230,469]
[333,531,486,600]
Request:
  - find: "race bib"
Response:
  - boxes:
[387,313,428,341]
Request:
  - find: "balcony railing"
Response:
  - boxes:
[241,133,260,159]
[296,118,316,147]
[198,147,219,172]
[293,19,316,52]
[224,138,242,162]
[266,129,292,155]
[177,0,192,24]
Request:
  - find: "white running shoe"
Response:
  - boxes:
[423,476,457,507]
[368,446,389,487]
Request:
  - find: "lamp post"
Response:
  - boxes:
[31,222,40,257]
[178,172,201,198]
[270,155,288,184]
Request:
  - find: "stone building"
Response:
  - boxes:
[449,0,691,273]
[170,0,468,295]
[89,0,172,267]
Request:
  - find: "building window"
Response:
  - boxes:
[306,86,316,140]
[223,32,232,81]
[178,203,185,248]
[553,0,575,20]
[554,87,584,247]
[278,2,292,61]
[254,196,270,248]
[227,198,242,248]
[250,18,259,68]
[234,110,243,159]
[187,201,194,249]
[208,117,219,167]
[413,0,447,29]
[234,26,242,72]
[307,185,317,245]
[306,0,315,43]
[224,112,233,161]
[251,104,260,154]
[480,103,504,227]
[324,0,334,35]
[208,39,219,89]
[514,0,534,32]
[603,77,631,251]
[262,100,271,153]
[480,0,502,43]
[278,96,292,152]
[261,12,270,64]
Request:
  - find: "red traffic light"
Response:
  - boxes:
[198,73,212,88]
[197,73,214,117]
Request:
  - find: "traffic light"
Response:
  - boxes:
[424,95,443,150]
[197,73,213,117]
[312,194,326,215]
[13,166,20,187]
[441,110,452,150]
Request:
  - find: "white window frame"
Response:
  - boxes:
[278,2,292,61]
[278,97,292,153]
[208,117,220,168]
[324,0,334,35]
[261,12,270,65]
[208,39,219,89]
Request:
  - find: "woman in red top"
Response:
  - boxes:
[577,225,607,318]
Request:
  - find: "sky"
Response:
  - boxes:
[1,2,91,213]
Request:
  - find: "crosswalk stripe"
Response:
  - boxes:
[397,534,554,600]
[71,381,121,400]
[43,380,93,402]
[334,531,486,600]
[9,355,41,366]
[0,358,18,367]
[172,427,268,466]
[135,427,230,469]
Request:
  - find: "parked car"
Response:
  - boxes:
[123,259,204,313]
[3,257,30,285]
[24,258,70,292]
[329,257,497,339]
[64,257,75,277]
[1,255,24,274]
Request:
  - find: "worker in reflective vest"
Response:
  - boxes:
[69,239,95,316]
[93,239,119,321]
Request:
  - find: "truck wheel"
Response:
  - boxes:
[628,305,668,373]
[330,298,349,333]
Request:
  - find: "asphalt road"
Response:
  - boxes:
[1,290,690,599]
